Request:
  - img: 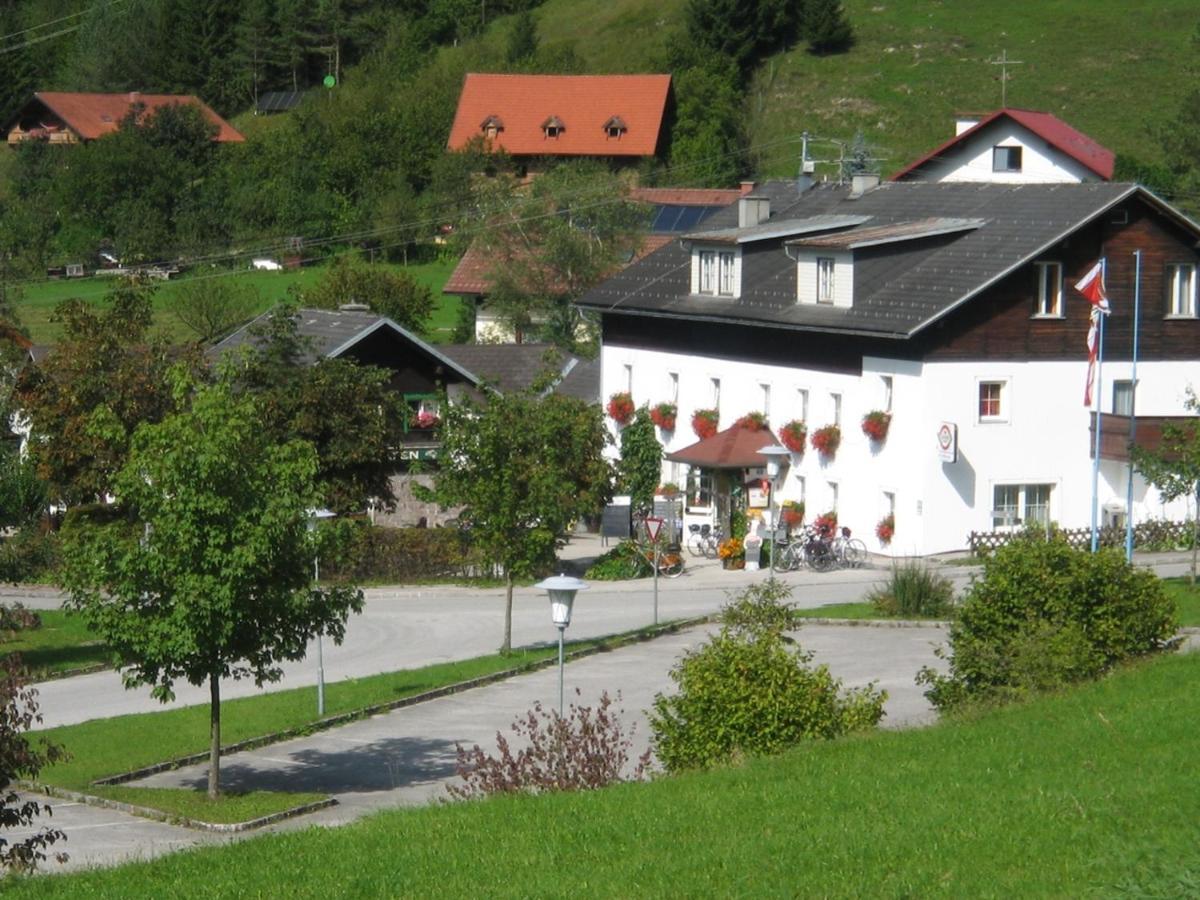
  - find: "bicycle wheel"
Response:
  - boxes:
[782,543,803,571]
[661,552,685,578]
[686,533,706,557]
[806,543,835,573]
[704,537,721,560]
[844,538,868,568]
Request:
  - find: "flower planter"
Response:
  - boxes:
[876,514,895,546]
[862,411,891,443]
[780,420,807,454]
[692,408,719,440]
[607,392,634,426]
[734,411,768,431]
[811,425,841,459]
[650,402,677,431]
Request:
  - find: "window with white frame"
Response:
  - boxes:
[686,468,714,510]
[623,363,633,393]
[880,375,893,413]
[711,376,721,409]
[992,483,1053,529]
[718,251,736,296]
[1167,263,1197,317]
[668,371,679,404]
[828,481,839,513]
[796,475,806,504]
[993,145,1022,172]
[830,392,842,427]
[1035,262,1063,317]
[796,387,809,422]
[696,248,737,297]
[817,257,835,303]
[760,383,771,419]
[978,380,1007,422]
[1113,380,1135,416]
[883,490,895,517]
[698,251,716,294]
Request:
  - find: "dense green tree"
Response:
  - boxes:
[802,0,854,55]
[59,368,364,798]
[684,0,801,78]
[1133,388,1200,583]
[13,284,198,505]
[664,60,747,186]
[433,384,612,652]
[170,279,260,343]
[297,256,434,333]
[619,408,662,517]
[506,10,539,66]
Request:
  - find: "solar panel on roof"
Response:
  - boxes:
[649,205,724,233]
[257,91,304,113]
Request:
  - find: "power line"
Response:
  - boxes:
[0,0,130,57]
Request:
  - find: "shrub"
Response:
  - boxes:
[448,691,650,798]
[650,583,886,772]
[918,534,1178,712]
[585,540,648,581]
[321,522,484,583]
[0,528,60,586]
[868,559,954,618]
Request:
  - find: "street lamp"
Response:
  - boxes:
[759,445,791,584]
[306,508,336,716]
[534,574,589,716]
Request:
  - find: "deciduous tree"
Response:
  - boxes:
[1133,387,1200,583]
[59,369,363,798]
[619,408,662,517]
[297,255,434,334]
[433,383,612,652]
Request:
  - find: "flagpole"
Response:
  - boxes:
[1090,259,1107,553]
[1124,251,1141,561]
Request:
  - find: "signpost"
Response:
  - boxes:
[643,516,664,625]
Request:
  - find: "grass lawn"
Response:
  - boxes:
[792,601,879,620]
[28,627,666,822]
[0,610,110,678]
[15,648,1200,896]
[1162,576,1200,627]
[12,257,462,345]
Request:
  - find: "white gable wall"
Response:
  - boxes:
[915,121,1099,184]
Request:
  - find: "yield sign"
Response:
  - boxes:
[643,516,664,542]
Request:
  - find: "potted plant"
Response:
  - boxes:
[814,510,838,538]
[780,500,805,530]
[692,408,719,439]
[659,482,681,499]
[876,513,895,546]
[607,391,635,426]
[862,410,892,443]
[780,419,807,454]
[717,536,745,569]
[734,411,768,431]
[810,424,841,459]
[650,402,677,431]
[414,409,441,430]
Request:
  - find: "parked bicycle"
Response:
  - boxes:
[686,523,724,559]
[831,527,868,568]
[628,539,685,578]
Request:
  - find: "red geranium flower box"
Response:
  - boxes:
[779,419,807,454]
[862,410,892,442]
[607,391,634,425]
[692,408,719,439]
[810,425,841,458]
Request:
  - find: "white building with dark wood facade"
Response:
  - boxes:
[578,177,1200,556]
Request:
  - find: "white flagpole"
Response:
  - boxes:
[1125,250,1142,561]
[1089,259,1107,553]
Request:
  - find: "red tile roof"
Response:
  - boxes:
[447,74,671,158]
[443,243,491,296]
[891,108,1113,181]
[629,187,745,205]
[666,424,781,469]
[29,92,244,143]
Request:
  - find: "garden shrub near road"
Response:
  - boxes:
[920,534,1177,711]
[650,583,885,772]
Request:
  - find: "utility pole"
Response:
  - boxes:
[990,50,1023,106]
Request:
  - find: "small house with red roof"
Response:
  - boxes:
[447,73,671,169]
[891,109,1113,184]
[5,92,244,146]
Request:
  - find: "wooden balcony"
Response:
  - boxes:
[1089,412,1196,461]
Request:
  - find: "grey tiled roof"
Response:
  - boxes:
[554,356,600,403]
[439,343,563,393]
[577,180,1157,338]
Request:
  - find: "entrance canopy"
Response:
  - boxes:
[666,424,781,469]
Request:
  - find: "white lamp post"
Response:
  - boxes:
[535,574,589,715]
[306,508,336,716]
[758,445,791,584]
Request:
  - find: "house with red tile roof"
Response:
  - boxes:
[891,108,1113,184]
[5,92,244,146]
[447,73,671,166]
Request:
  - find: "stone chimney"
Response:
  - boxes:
[738,194,770,228]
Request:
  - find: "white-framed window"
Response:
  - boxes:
[992,483,1053,529]
[828,481,839,513]
[623,363,633,393]
[795,475,806,503]
[993,145,1022,172]
[830,392,842,427]
[686,468,714,511]
[1113,379,1135,416]
[880,375,893,413]
[1167,263,1197,317]
[668,371,679,404]
[796,387,809,422]
[817,257,835,303]
[760,383,771,419]
[710,376,721,409]
[696,248,737,297]
[883,490,895,518]
[1035,261,1063,317]
[978,380,1007,422]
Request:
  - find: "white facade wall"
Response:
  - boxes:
[603,342,1200,556]
[916,122,1097,184]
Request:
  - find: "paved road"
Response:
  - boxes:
[12,620,949,874]
[8,541,1194,730]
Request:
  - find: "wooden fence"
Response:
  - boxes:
[968,520,1195,555]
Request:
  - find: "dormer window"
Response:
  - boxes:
[993,145,1022,172]
[542,115,565,139]
[603,115,626,139]
[692,245,739,298]
[817,257,835,304]
[793,250,853,307]
[480,115,504,140]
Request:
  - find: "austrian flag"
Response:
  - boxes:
[1075,260,1111,406]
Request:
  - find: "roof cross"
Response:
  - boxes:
[990,49,1024,106]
